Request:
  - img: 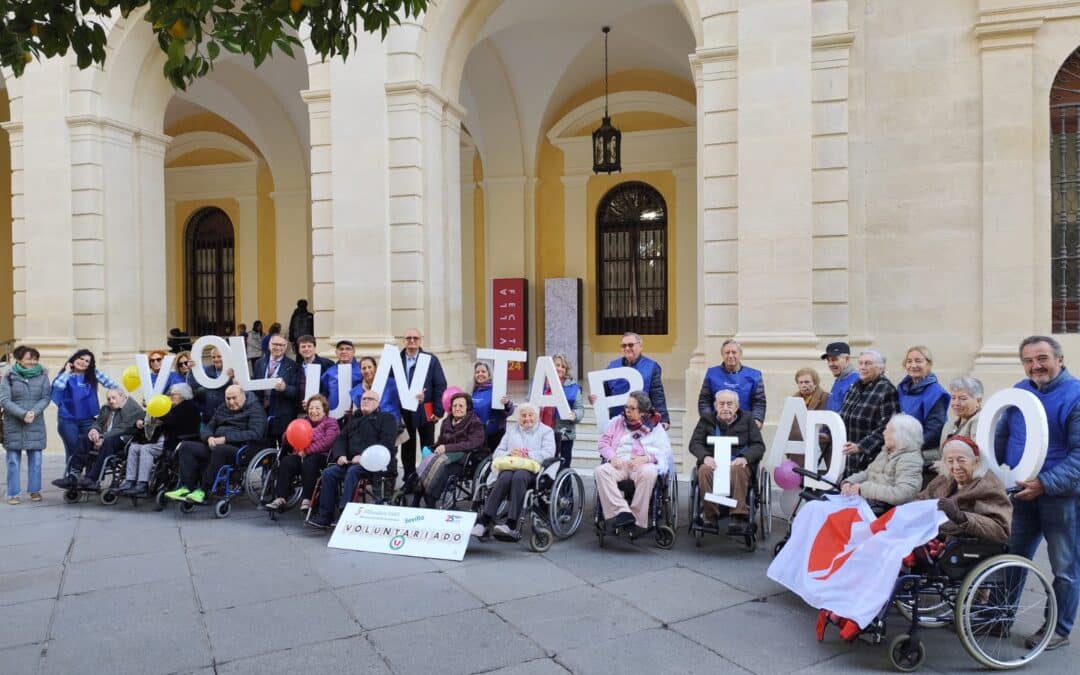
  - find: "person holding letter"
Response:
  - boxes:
[689,389,765,534]
[589,332,669,427]
[252,334,300,439]
[399,328,447,482]
[697,338,766,428]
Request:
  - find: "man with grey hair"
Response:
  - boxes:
[54,387,144,491]
[838,349,899,475]
[590,331,670,427]
[993,335,1080,650]
[698,338,766,428]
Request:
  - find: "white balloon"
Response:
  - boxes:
[360,444,392,472]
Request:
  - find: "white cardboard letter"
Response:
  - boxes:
[136,353,174,401]
[303,363,322,402]
[371,344,430,412]
[702,436,738,508]
[329,364,353,419]
[227,336,280,392]
[189,336,231,390]
[476,348,527,410]
[805,410,846,490]
[975,388,1049,485]
[527,356,572,418]
[587,367,645,428]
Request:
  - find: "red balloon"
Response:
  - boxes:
[285,418,313,451]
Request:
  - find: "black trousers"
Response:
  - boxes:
[482,469,533,525]
[275,452,326,500]
[400,409,434,479]
[69,434,127,480]
[177,441,239,492]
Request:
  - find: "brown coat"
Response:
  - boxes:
[917,470,1012,544]
[789,388,829,442]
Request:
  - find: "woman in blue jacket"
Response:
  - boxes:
[471,361,515,451]
[541,353,585,468]
[897,345,950,462]
[51,349,120,463]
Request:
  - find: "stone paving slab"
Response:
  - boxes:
[1,462,1075,674]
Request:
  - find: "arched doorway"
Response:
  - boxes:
[1051,46,1080,332]
[185,207,236,336]
[596,181,669,335]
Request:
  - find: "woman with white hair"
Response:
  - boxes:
[840,413,924,510]
[471,403,555,542]
[119,383,201,497]
[939,376,983,451]
[916,435,1011,543]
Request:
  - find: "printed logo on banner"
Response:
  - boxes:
[389,536,406,551]
[329,503,477,561]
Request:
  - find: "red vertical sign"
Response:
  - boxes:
[492,278,527,380]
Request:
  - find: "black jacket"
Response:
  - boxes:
[145,399,202,454]
[252,355,300,426]
[328,410,398,463]
[688,409,765,466]
[203,395,268,445]
[288,308,314,343]
[189,366,232,423]
[399,348,448,418]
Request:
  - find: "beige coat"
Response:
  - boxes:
[917,470,1012,544]
[845,443,923,506]
[937,410,980,455]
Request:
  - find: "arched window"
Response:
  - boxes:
[596,181,668,335]
[185,207,235,337]
[1051,48,1080,332]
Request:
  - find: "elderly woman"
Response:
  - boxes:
[51,349,120,463]
[939,376,983,450]
[1,346,51,505]
[689,389,765,534]
[471,403,555,542]
[119,383,202,497]
[541,353,585,469]
[415,392,485,509]
[789,367,829,447]
[897,346,950,461]
[471,360,515,451]
[595,391,673,534]
[266,394,340,512]
[840,413,924,510]
[916,435,1011,543]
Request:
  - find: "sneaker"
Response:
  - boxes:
[77,476,97,491]
[492,524,521,542]
[117,480,135,493]
[266,497,287,511]
[300,499,311,511]
[306,515,331,530]
[51,476,76,490]
[1025,629,1070,650]
[607,512,635,530]
[185,489,206,505]
[7,496,19,505]
[470,523,488,538]
[129,483,149,498]
[164,487,191,501]
[29,492,42,502]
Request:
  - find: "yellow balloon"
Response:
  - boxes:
[147,394,172,418]
[121,366,141,393]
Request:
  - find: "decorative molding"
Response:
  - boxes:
[974,18,1044,48]
[812,31,856,49]
[547,91,696,141]
[300,88,331,105]
[65,114,171,145]
[165,130,262,165]
[693,45,738,63]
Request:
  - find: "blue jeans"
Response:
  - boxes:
[57,417,93,463]
[6,449,42,498]
[1008,494,1080,636]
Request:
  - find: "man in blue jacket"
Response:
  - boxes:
[697,338,765,428]
[995,335,1080,651]
[399,328,447,482]
[589,332,669,427]
[822,341,860,413]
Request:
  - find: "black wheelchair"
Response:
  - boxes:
[245,444,305,521]
[593,460,678,550]
[61,435,132,507]
[687,462,772,551]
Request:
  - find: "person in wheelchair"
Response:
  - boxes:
[471,403,555,542]
[165,385,266,505]
[413,392,485,508]
[595,390,672,535]
[306,390,396,528]
[53,388,142,491]
[265,394,340,512]
[689,389,765,534]
[916,435,1011,544]
[840,413,924,513]
[118,383,201,497]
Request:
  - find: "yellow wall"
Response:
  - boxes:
[165,113,278,327]
[533,70,693,355]
[473,153,486,346]
[0,89,11,343]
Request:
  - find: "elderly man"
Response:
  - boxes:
[307,389,397,529]
[689,389,765,534]
[589,332,669,427]
[698,338,766,428]
[190,347,233,424]
[320,339,363,413]
[53,388,143,490]
[994,335,1080,651]
[253,333,299,438]
[399,328,447,482]
[165,385,267,505]
[822,341,860,413]
[838,349,899,474]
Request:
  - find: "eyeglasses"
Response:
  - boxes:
[620,343,638,349]
[361,397,379,403]
[270,342,287,348]
[404,336,420,342]
[178,361,191,367]
[149,357,163,363]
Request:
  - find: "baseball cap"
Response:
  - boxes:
[820,341,851,360]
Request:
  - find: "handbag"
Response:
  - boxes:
[492,455,541,474]
[419,453,452,493]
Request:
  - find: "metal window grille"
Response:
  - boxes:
[185,207,236,337]
[596,181,668,335]
[1051,49,1080,332]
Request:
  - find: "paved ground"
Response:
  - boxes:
[1,454,1074,675]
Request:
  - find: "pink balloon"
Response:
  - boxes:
[773,459,802,491]
[442,386,465,414]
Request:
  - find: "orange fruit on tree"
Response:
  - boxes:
[168,20,188,39]
[290,0,303,12]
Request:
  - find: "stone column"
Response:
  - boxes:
[460,141,478,352]
[671,165,698,367]
[302,87,334,347]
[269,188,312,323]
[972,19,1042,386]
[164,198,178,331]
[134,131,169,351]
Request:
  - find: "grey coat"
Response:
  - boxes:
[0,366,52,451]
[90,397,144,440]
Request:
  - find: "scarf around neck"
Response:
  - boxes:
[13,362,43,378]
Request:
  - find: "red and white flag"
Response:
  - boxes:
[767,496,946,628]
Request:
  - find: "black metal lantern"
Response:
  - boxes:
[593,26,622,174]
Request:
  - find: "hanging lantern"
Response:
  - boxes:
[593,26,622,174]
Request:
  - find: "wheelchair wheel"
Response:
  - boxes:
[529,523,553,553]
[179,501,197,514]
[99,489,119,506]
[548,469,584,539]
[153,488,167,512]
[694,528,704,548]
[244,447,278,506]
[667,471,679,532]
[888,633,926,672]
[757,467,772,539]
[894,581,952,629]
[213,499,231,519]
[773,539,786,557]
[63,488,80,504]
[955,554,1057,670]
[655,525,676,550]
